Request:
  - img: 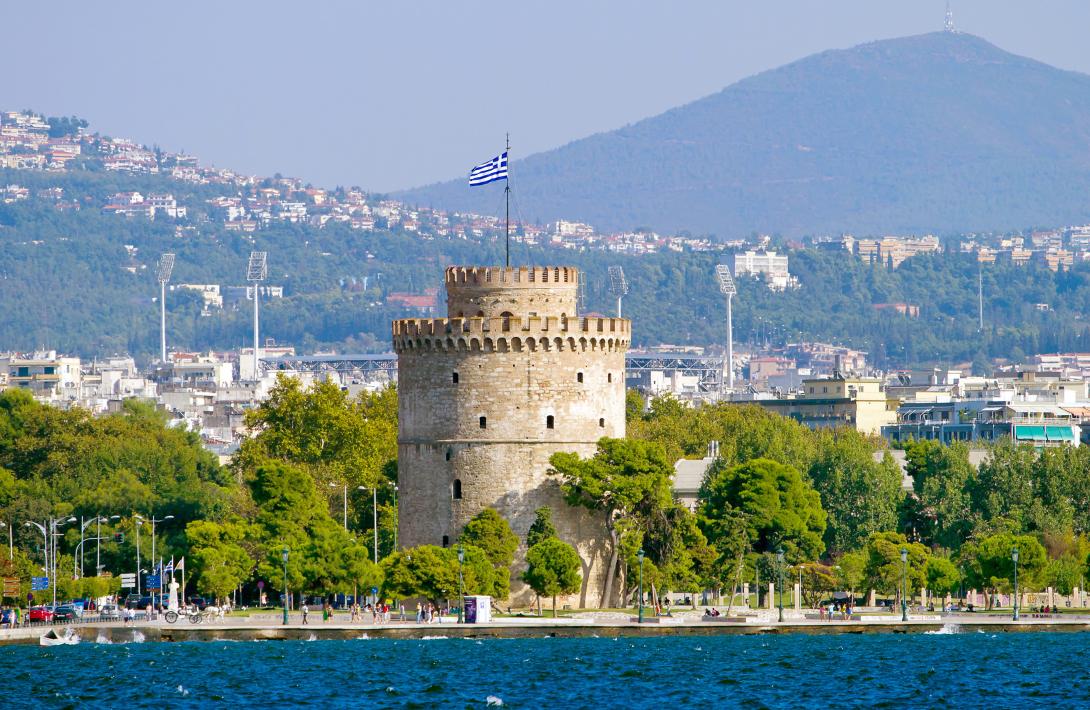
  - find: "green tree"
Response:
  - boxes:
[906,439,974,549]
[862,531,929,602]
[526,506,560,549]
[549,437,675,607]
[523,538,583,617]
[459,508,519,568]
[1046,556,1084,596]
[962,533,1047,608]
[835,550,866,604]
[808,431,902,553]
[185,518,255,603]
[699,458,826,562]
[925,556,961,597]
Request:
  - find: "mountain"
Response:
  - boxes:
[397,32,1090,237]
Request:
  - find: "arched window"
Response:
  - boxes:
[452,479,462,499]
[442,535,450,547]
[452,372,459,384]
[479,416,487,429]
[577,372,583,383]
[546,415,555,429]
[599,418,605,428]
[445,448,452,461]
[607,373,613,383]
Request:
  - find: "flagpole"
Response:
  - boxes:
[505,132,510,268]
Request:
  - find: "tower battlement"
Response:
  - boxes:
[444,266,580,319]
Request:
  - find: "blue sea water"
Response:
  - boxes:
[3,631,1088,708]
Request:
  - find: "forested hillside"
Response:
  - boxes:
[2,167,1090,368]
[400,32,1090,236]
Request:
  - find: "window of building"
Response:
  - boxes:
[546,415,555,429]
[43,366,55,375]
[452,479,462,499]
[608,373,613,383]
[452,372,459,384]
[822,386,828,393]
[599,418,605,428]
[479,416,487,429]
[442,535,450,547]
[577,372,583,383]
[445,448,452,461]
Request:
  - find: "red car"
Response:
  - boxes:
[27,606,54,623]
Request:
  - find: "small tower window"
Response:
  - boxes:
[445,448,452,461]
[452,372,459,384]
[453,479,462,499]
[479,416,487,429]
[546,415,555,429]
[608,373,613,383]
[599,418,605,428]
[577,372,584,383]
[442,535,450,547]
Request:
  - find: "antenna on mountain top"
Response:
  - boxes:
[944,1,956,33]
[156,253,175,363]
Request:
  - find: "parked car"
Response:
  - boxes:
[52,605,78,622]
[27,606,54,623]
[99,604,121,620]
[1,608,14,627]
[124,594,143,609]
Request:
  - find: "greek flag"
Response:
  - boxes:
[469,151,508,186]
[163,557,174,575]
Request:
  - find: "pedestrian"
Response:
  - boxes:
[322,602,329,623]
[12,606,19,628]
[399,603,406,622]
[301,602,310,625]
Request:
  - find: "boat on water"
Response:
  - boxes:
[39,627,80,646]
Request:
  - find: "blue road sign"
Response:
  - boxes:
[146,574,161,590]
[371,587,378,595]
[31,577,48,591]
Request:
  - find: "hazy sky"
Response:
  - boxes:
[3,1,1089,192]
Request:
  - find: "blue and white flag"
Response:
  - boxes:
[163,557,173,575]
[469,151,508,186]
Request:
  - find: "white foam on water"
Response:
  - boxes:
[926,624,960,635]
[356,633,370,640]
[420,635,448,640]
[95,633,112,644]
[176,685,189,697]
[132,630,146,643]
[306,634,318,642]
[486,695,503,706]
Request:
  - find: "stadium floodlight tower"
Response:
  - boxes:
[715,264,737,392]
[608,266,629,317]
[247,251,268,381]
[156,253,175,363]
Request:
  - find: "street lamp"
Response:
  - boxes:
[136,514,174,606]
[900,547,909,622]
[97,514,121,575]
[776,548,785,623]
[1011,546,1020,621]
[637,548,645,623]
[357,485,381,563]
[457,545,465,624]
[282,546,290,625]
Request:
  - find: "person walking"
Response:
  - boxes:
[301,602,310,625]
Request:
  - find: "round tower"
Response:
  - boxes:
[393,265,630,607]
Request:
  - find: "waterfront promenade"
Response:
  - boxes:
[4,611,1090,645]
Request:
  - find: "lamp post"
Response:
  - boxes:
[97,514,120,575]
[358,485,381,563]
[900,547,909,622]
[457,545,465,624]
[282,546,290,625]
[136,514,174,606]
[638,548,645,623]
[1011,546,1020,621]
[776,548,785,623]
